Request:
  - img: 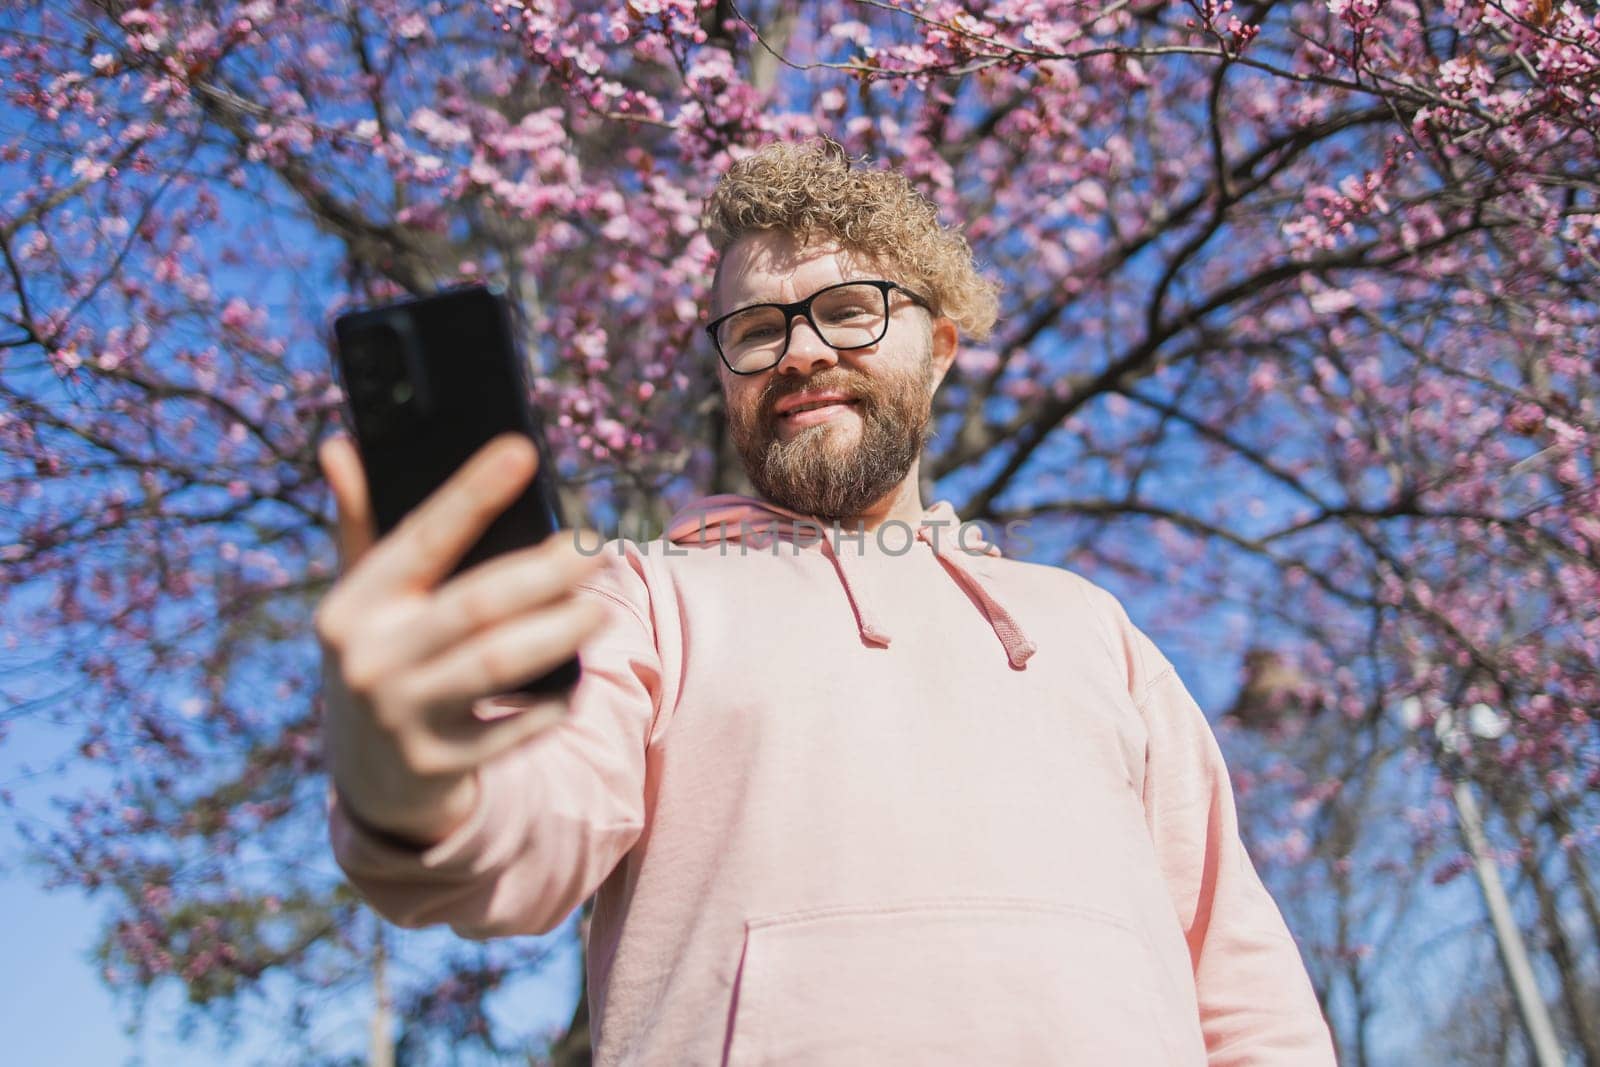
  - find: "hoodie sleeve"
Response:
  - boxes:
[1096,590,1336,1066]
[326,546,663,939]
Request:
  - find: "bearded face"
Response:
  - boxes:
[725,338,937,520]
[713,234,953,522]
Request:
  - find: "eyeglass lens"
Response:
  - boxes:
[716,283,889,373]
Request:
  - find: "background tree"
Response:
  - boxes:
[2,0,1594,1062]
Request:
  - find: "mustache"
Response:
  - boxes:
[760,374,872,418]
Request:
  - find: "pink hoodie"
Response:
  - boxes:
[329,495,1336,1065]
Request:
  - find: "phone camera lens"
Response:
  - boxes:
[342,314,427,440]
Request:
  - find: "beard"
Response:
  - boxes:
[725,345,937,521]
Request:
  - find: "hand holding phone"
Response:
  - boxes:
[315,434,608,848]
[316,285,604,847]
[330,284,582,697]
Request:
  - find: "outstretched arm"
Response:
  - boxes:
[328,556,663,939]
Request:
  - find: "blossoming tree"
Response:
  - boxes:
[2,0,1595,1061]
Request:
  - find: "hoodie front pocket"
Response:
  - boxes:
[721,897,1189,1067]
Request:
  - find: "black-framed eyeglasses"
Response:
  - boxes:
[704,279,931,376]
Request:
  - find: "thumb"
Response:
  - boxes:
[319,435,376,569]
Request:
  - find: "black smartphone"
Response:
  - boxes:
[331,283,581,695]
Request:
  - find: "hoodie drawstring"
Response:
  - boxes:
[919,532,1037,668]
[814,533,892,647]
[665,494,1037,669]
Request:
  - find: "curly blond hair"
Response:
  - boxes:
[702,138,1000,341]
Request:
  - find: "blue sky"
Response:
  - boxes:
[0,710,582,1066]
[0,710,280,1065]
[0,866,245,1066]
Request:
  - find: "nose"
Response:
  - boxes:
[775,313,838,376]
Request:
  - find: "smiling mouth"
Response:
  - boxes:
[780,397,859,417]
[774,395,864,419]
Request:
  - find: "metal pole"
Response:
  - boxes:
[1449,774,1565,1067]
[372,921,394,1067]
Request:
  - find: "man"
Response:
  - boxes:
[317,138,1336,1065]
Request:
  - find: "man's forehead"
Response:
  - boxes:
[713,233,885,310]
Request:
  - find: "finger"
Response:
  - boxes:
[320,435,376,568]
[398,695,572,782]
[401,693,571,779]
[471,691,559,723]
[454,697,574,768]
[381,532,609,668]
[406,594,607,712]
[346,433,536,599]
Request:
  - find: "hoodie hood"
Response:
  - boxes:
[664,494,1038,669]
